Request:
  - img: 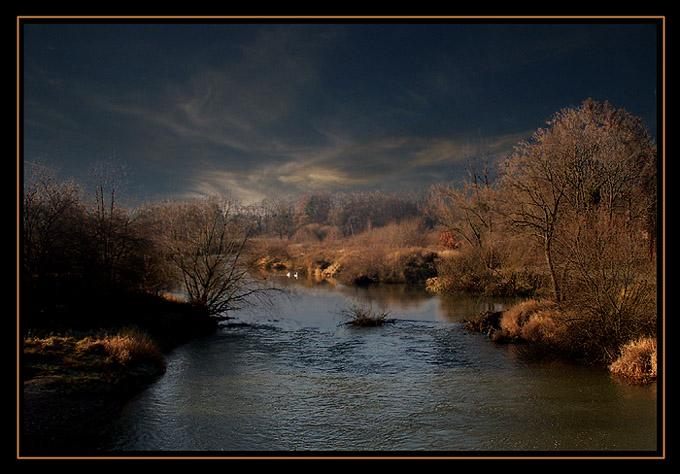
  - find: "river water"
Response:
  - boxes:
[92,276,659,456]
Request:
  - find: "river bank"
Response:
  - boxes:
[19,294,218,457]
[463,303,658,385]
[247,238,658,383]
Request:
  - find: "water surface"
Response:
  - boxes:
[94,277,659,454]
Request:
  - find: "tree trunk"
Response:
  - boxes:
[544,240,561,302]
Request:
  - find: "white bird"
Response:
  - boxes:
[286,272,291,277]
[293,272,298,279]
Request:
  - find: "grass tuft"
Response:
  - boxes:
[609,337,657,384]
[340,303,393,327]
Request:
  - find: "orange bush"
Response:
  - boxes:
[439,230,460,249]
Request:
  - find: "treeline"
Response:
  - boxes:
[22,162,162,330]
[21,99,659,370]
[238,189,426,241]
[21,162,427,329]
[22,170,256,328]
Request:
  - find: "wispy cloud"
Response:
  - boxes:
[96,27,329,150]
[23,22,657,205]
[182,130,530,204]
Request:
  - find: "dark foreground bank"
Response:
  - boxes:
[19,293,218,457]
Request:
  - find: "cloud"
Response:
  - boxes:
[26,23,524,200]
[26,22,651,207]
[180,169,271,205]
[188,130,531,204]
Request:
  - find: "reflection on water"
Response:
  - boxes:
[253,273,516,325]
[92,276,658,454]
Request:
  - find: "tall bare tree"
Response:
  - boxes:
[500,98,657,303]
[151,195,272,317]
[433,160,497,246]
[87,157,139,286]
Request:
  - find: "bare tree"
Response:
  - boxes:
[153,195,273,318]
[500,135,567,301]
[559,211,656,361]
[263,197,296,239]
[87,157,138,286]
[22,162,86,280]
[500,99,657,303]
[433,161,497,244]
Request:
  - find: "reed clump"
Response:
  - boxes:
[340,303,394,327]
[499,299,561,341]
[609,337,657,384]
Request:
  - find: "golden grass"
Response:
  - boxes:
[519,309,562,343]
[23,334,74,354]
[74,328,165,367]
[609,337,657,383]
[24,327,167,379]
[500,299,559,339]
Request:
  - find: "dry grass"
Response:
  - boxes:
[491,300,657,377]
[609,337,657,384]
[23,327,167,385]
[74,328,166,367]
[499,299,560,339]
[345,218,430,249]
[340,303,393,327]
[249,221,440,286]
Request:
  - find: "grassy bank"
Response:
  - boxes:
[247,220,548,299]
[23,327,167,388]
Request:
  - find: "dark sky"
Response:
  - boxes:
[21,18,661,206]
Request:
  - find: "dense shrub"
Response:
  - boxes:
[438,230,460,249]
[433,247,543,297]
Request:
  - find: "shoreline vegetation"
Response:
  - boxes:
[19,99,660,455]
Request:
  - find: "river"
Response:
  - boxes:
[90,275,659,456]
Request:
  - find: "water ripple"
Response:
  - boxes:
[93,285,657,453]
